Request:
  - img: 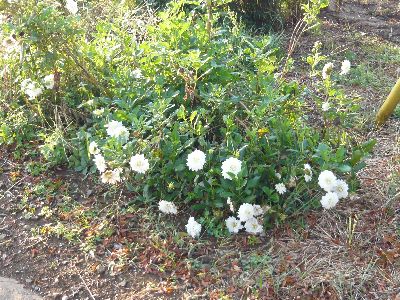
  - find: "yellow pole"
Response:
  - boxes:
[376,78,400,125]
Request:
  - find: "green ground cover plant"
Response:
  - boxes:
[0,0,373,237]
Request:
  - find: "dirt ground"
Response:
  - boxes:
[1,1,400,299]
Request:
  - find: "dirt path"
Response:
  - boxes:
[0,277,42,300]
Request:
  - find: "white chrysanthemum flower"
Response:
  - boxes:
[88,141,100,155]
[322,102,330,111]
[304,174,312,182]
[105,120,129,140]
[275,172,282,179]
[221,157,242,180]
[101,169,121,185]
[185,217,202,238]
[227,197,234,212]
[332,179,349,199]
[158,200,178,215]
[65,0,78,14]
[244,217,263,234]
[225,216,243,234]
[275,183,287,195]
[129,154,149,174]
[318,170,337,192]
[304,164,313,182]
[237,203,255,222]
[320,192,339,209]
[43,74,55,89]
[186,149,206,172]
[93,108,104,116]
[93,154,107,173]
[340,60,351,75]
[322,62,334,79]
[252,204,264,217]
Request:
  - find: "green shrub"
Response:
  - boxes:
[0,0,372,237]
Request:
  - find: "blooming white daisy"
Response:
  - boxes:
[65,0,78,14]
[129,154,149,174]
[185,217,202,238]
[275,183,287,195]
[237,203,255,222]
[101,169,121,185]
[340,60,351,75]
[158,200,178,215]
[304,164,313,182]
[322,62,334,79]
[43,74,55,89]
[186,149,206,172]
[322,102,330,111]
[244,217,263,234]
[252,204,264,217]
[221,157,242,180]
[318,170,337,192]
[320,192,339,209]
[225,216,243,233]
[93,154,107,173]
[93,108,105,116]
[227,197,234,212]
[105,120,129,140]
[88,141,100,155]
[332,179,349,199]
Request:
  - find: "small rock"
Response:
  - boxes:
[96,264,106,274]
[61,296,69,300]
[25,278,32,284]
[118,280,127,287]
[0,234,6,240]
[86,190,93,197]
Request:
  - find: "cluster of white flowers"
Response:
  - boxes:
[185,217,202,238]
[322,60,351,79]
[318,170,349,209]
[158,200,178,215]
[20,74,55,100]
[225,203,266,235]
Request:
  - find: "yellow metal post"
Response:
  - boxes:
[376,78,400,125]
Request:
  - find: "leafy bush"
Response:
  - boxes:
[0,0,373,237]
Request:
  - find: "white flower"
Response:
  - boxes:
[21,79,42,100]
[275,172,282,179]
[221,157,242,180]
[340,60,351,75]
[43,74,55,89]
[332,179,349,199]
[158,200,178,215]
[93,154,107,173]
[225,216,243,233]
[186,149,206,171]
[320,192,339,209]
[88,141,100,155]
[275,183,287,195]
[237,203,254,222]
[101,169,121,185]
[93,108,104,116]
[185,217,202,238]
[65,0,78,14]
[322,62,334,79]
[129,154,149,174]
[105,120,129,140]
[318,170,337,192]
[227,197,234,212]
[244,217,263,234]
[304,164,313,182]
[322,102,330,111]
[252,204,264,217]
